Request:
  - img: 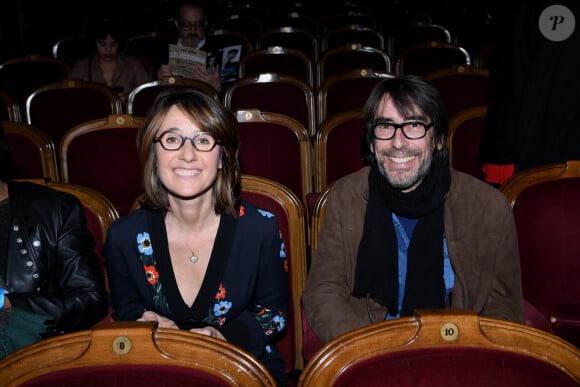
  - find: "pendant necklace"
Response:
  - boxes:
[189,250,198,264]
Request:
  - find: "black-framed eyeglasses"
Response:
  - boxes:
[178,20,206,30]
[371,121,434,140]
[154,131,219,152]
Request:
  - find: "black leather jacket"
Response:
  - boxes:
[4,181,109,337]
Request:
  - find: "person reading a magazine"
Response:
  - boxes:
[157,0,222,92]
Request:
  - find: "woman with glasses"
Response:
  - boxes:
[103,88,289,385]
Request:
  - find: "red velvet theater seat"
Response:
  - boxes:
[298,309,580,387]
[500,160,580,348]
[60,114,144,216]
[240,175,308,383]
[0,321,275,386]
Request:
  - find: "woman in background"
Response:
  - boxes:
[69,18,151,107]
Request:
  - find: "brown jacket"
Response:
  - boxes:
[303,166,523,343]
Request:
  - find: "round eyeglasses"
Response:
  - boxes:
[154,131,218,152]
[371,121,434,140]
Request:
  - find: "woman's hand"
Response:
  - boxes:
[189,326,226,340]
[137,310,179,329]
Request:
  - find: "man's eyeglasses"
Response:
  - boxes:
[154,131,218,152]
[179,20,206,30]
[371,121,434,140]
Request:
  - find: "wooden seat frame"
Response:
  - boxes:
[0,321,276,386]
[298,309,580,386]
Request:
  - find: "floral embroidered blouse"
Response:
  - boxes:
[103,201,289,377]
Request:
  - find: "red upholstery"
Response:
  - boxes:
[25,80,120,149]
[333,347,579,387]
[300,300,323,362]
[224,74,316,136]
[298,310,580,386]
[60,115,143,216]
[426,65,489,120]
[511,178,580,346]
[314,109,368,192]
[240,189,295,377]
[64,127,140,216]
[447,107,486,180]
[127,77,218,117]
[239,122,306,202]
[21,365,228,387]
[318,69,393,124]
[1,321,275,386]
[239,175,308,383]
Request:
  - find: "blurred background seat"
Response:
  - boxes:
[236,109,312,206]
[3,121,59,181]
[223,73,316,137]
[127,76,218,117]
[499,160,580,348]
[0,55,70,115]
[60,114,144,216]
[25,79,121,153]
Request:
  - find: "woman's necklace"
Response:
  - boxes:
[189,250,198,264]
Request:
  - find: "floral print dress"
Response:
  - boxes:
[103,201,289,379]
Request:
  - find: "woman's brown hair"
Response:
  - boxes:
[137,88,240,216]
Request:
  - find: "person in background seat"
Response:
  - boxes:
[69,17,151,107]
[0,123,109,358]
[156,0,223,93]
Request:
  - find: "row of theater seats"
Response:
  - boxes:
[99,23,483,91]
[44,1,496,73]
[2,313,578,386]
[0,57,489,156]
[2,97,487,220]
[3,162,580,385]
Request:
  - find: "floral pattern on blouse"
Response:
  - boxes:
[135,205,287,336]
[257,207,288,273]
[137,232,170,316]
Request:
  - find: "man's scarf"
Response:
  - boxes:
[353,159,451,317]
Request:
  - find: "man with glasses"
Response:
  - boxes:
[303,75,523,344]
[157,0,222,92]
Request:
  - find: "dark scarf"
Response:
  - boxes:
[353,158,451,317]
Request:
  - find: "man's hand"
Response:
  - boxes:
[191,64,222,92]
[157,64,173,79]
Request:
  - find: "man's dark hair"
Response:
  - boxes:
[364,75,449,163]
